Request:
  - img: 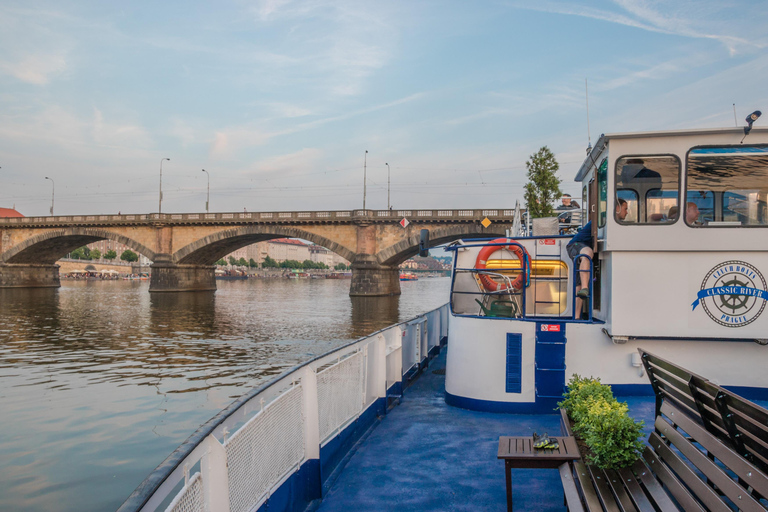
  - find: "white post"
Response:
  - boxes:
[202,436,230,512]
[300,366,320,460]
[372,335,387,399]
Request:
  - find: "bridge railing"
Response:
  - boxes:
[0,210,517,226]
[117,304,449,512]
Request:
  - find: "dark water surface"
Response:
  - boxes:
[0,277,450,512]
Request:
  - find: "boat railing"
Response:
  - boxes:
[448,237,596,322]
[117,304,449,512]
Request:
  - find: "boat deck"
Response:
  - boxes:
[315,348,657,512]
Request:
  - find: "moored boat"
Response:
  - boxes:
[119,125,768,512]
[446,126,768,413]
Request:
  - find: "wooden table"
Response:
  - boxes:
[497,436,580,511]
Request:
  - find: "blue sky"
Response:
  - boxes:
[1,0,767,216]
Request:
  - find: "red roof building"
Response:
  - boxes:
[0,207,23,218]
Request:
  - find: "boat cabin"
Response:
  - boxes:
[445,127,768,412]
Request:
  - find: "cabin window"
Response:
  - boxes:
[615,155,680,224]
[686,146,768,227]
[597,159,608,228]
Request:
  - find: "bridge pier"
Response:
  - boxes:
[349,256,401,297]
[0,263,61,288]
[149,257,216,293]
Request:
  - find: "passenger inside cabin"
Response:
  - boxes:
[685,202,700,225]
[668,206,679,220]
[567,199,628,318]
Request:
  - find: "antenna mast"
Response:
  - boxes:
[585,78,592,148]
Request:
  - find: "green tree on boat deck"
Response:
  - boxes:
[524,146,562,218]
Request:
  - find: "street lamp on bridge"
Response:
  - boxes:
[385,162,391,210]
[44,176,54,216]
[159,158,170,214]
[202,169,210,213]
[363,150,368,210]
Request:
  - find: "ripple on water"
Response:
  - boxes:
[0,277,450,512]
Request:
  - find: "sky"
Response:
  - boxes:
[1,0,767,217]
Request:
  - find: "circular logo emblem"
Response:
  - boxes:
[692,261,767,327]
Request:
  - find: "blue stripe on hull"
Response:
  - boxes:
[445,390,559,414]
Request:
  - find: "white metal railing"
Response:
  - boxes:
[118,304,449,512]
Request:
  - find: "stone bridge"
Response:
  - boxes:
[0,209,514,296]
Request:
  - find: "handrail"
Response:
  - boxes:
[117,304,449,512]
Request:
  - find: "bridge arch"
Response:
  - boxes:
[172,225,357,265]
[376,225,506,266]
[1,228,157,265]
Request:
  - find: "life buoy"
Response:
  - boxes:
[475,238,528,291]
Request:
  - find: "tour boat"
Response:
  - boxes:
[118,125,768,512]
[399,272,418,281]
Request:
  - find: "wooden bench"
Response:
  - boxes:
[557,350,768,511]
[641,348,768,473]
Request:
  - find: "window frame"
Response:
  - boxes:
[614,153,681,226]
[685,144,768,229]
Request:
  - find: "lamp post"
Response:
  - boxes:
[385,162,391,210]
[159,157,170,214]
[202,169,210,213]
[363,150,368,210]
[45,176,54,216]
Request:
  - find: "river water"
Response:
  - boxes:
[0,277,450,512]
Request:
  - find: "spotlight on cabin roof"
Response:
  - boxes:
[744,110,762,136]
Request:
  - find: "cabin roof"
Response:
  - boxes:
[574,126,768,182]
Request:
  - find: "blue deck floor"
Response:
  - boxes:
[315,349,657,512]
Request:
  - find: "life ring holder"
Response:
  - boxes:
[474,239,529,292]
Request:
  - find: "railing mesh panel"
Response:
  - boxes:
[317,352,364,442]
[225,385,305,512]
[166,473,203,512]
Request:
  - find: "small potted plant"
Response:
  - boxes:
[558,375,645,469]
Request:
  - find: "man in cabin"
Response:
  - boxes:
[556,194,580,224]
[685,202,700,225]
[557,193,580,210]
[567,199,628,318]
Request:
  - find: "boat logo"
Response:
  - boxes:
[692,260,768,327]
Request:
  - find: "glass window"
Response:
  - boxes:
[615,155,680,224]
[597,159,607,228]
[687,146,768,227]
[616,189,638,223]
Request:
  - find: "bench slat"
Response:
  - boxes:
[629,459,679,512]
[560,463,586,512]
[587,465,623,512]
[604,468,640,512]
[655,414,766,511]
[660,401,768,498]
[614,468,654,512]
[574,461,609,512]
[648,433,731,512]
[641,445,706,512]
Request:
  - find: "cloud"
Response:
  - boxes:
[252,147,324,173]
[91,108,152,150]
[0,53,67,85]
[508,0,764,55]
[208,128,272,158]
[247,0,396,96]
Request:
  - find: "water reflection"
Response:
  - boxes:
[0,277,450,512]
[350,295,400,337]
